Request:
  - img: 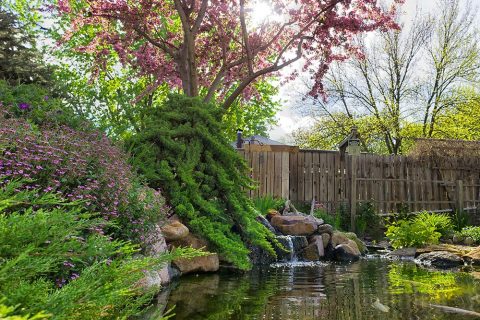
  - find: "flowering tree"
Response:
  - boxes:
[57,0,404,110]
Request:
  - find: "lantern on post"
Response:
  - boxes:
[339,126,361,158]
[346,130,361,156]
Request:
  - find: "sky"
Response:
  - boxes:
[267,0,478,143]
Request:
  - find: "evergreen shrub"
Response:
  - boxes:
[126,94,277,269]
[0,180,201,319]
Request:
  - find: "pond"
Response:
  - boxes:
[153,257,480,320]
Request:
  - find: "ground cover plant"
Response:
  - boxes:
[126,94,277,270]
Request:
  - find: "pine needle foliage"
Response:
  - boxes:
[126,94,276,269]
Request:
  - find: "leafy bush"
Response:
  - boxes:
[0,180,201,319]
[386,219,441,249]
[412,211,453,237]
[0,110,169,242]
[0,80,86,129]
[457,226,480,244]
[126,94,277,270]
[385,212,452,249]
[252,195,284,215]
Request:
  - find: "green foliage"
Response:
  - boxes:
[312,209,336,227]
[222,80,280,141]
[457,226,480,244]
[355,201,382,238]
[126,94,276,270]
[386,219,441,249]
[412,211,453,237]
[0,80,87,129]
[0,302,50,320]
[252,195,284,216]
[452,210,470,231]
[385,212,452,249]
[334,203,350,231]
[0,180,203,319]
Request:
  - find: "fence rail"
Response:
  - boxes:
[238,146,480,221]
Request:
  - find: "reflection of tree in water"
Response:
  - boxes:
[160,260,480,320]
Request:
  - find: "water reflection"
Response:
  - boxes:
[156,258,480,320]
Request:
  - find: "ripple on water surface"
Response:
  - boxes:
[155,258,480,320]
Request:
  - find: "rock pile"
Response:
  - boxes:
[265,209,366,263]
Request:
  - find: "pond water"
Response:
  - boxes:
[153,257,480,320]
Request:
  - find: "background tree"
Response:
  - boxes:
[0,10,52,85]
[55,0,404,111]
[294,0,480,154]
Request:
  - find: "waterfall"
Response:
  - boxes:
[286,236,298,262]
[276,235,299,262]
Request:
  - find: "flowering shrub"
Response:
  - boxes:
[0,109,168,241]
[0,79,87,129]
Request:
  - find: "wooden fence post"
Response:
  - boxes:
[456,179,464,212]
[281,152,290,199]
[350,155,357,232]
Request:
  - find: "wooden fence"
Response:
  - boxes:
[238,145,480,218]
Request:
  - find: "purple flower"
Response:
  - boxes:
[44,96,49,101]
[18,102,30,110]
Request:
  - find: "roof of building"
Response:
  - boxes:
[231,135,288,148]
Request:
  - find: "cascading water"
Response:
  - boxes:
[286,236,298,262]
[275,235,301,262]
[272,235,327,268]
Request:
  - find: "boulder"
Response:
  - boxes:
[270,215,320,236]
[465,237,475,246]
[318,224,334,235]
[139,224,176,288]
[169,233,209,250]
[161,220,189,242]
[172,253,220,274]
[344,232,367,254]
[331,231,350,247]
[140,264,178,289]
[301,236,324,261]
[321,233,331,249]
[266,209,280,220]
[249,245,276,265]
[333,240,361,262]
[452,234,464,244]
[169,233,220,275]
[292,236,309,252]
[415,251,464,269]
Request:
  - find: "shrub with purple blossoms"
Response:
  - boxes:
[0,109,169,242]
